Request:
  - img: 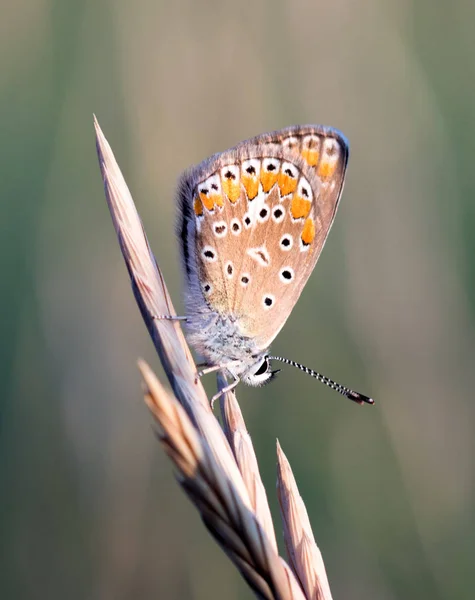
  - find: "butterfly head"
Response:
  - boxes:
[232,354,281,387]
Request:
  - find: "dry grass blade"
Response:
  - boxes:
[277,442,332,600]
[94,115,204,411]
[94,117,310,599]
[218,373,278,553]
[141,361,306,600]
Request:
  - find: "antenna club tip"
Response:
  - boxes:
[347,391,375,406]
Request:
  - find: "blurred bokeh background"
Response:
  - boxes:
[1,1,475,598]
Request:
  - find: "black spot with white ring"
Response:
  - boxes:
[213,221,227,238]
[280,234,293,251]
[262,158,280,176]
[202,246,217,262]
[258,206,270,222]
[272,206,285,223]
[230,218,241,235]
[279,267,294,284]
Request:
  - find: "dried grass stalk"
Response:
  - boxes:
[95,116,333,600]
[141,361,305,600]
[277,442,333,600]
[218,373,278,554]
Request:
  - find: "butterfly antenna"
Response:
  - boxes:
[268,356,374,406]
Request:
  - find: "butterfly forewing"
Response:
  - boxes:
[178,125,349,352]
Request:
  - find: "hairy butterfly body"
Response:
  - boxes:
[175,125,372,405]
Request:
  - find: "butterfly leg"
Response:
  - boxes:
[195,361,241,384]
[210,374,240,408]
[196,364,222,379]
[151,315,188,321]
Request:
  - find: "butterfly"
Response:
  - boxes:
[160,125,372,405]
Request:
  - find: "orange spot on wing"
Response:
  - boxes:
[242,175,259,200]
[260,171,278,193]
[278,172,298,196]
[318,160,337,179]
[222,179,240,203]
[193,196,203,216]
[212,193,224,208]
[301,217,315,245]
[290,194,311,219]
[301,148,319,166]
[199,191,215,211]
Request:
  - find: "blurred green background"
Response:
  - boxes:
[1,1,475,599]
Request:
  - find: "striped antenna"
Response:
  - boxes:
[268,356,374,406]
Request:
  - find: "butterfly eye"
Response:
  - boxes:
[254,358,269,376]
[244,355,279,387]
[243,356,274,387]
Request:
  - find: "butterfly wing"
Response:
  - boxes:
[178,125,349,351]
